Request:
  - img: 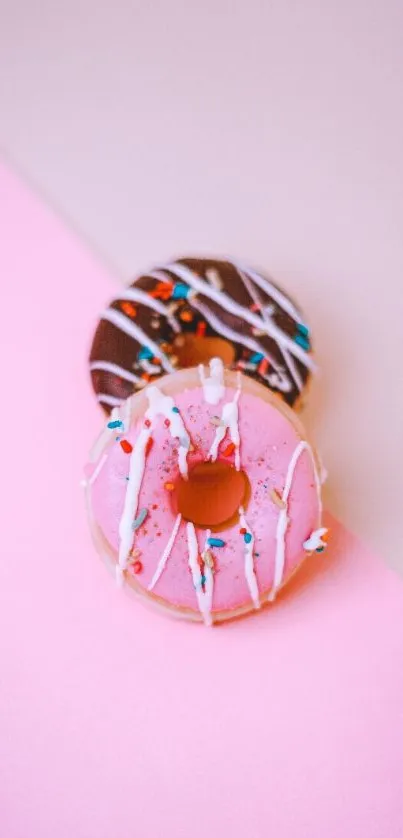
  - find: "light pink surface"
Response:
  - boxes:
[1,163,403,838]
[90,387,320,612]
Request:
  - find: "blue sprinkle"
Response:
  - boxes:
[255,552,260,557]
[207,537,226,548]
[116,435,122,442]
[244,532,252,544]
[171,282,190,300]
[172,406,180,413]
[107,419,123,429]
[294,334,310,351]
[201,574,206,586]
[250,354,263,365]
[132,508,148,531]
[297,323,310,338]
[316,545,325,553]
[138,345,154,360]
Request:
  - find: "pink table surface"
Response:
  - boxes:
[1,163,403,838]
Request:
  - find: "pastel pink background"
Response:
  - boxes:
[1,163,403,838]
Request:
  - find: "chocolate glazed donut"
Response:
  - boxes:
[89,257,315,412]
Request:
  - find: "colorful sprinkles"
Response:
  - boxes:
[121,301,137,317]
[223,442,236,457]
[93,259,314,420]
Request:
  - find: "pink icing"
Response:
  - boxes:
[89,385,320,614]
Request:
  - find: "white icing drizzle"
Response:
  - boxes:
[303,528,328,551]
[117,386,190,583]
[238,267,301,394]
[236,262,304,324]
[148,513,182,590]
[110,286,180,332]
[191,297,284,373]
[201,530,214,624]
[308,445,323,519]
[198,357,225,405]
[116,423,152,584]
[100,307,174,373]
[186,523,213,626]
[146,386,190,478]
[239,507,260,609]
[237,267,269,318]
[280,348,303,392]
[97,393,122,407]
[90,360,145,386]
[139,358,162,375]
[269,439,321,601]
[209,385,241,470]
[159,263,315,370]
[265,368,293,393]
[205,267,224,289]
[88,452,108,486]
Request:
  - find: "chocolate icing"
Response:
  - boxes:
[89,257,313,411]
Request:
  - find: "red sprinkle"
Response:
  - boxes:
[223,442,235,457]
[121,301,137,317]
[144,418,151,428]
[145,438,154,455]
[258,358,269,376]
[164,418,171,428]
[240,527,247,535]
[150,282,173,300]
[196,321,207,337]
[250,302,261,312]
[120,439,133,454]
[132,560,143,574]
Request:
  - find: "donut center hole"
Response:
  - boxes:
[175,460,250,530]
[173,333,235,368]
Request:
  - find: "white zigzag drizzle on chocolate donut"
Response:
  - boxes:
[89,257,314,411]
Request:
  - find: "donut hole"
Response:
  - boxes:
[172,334,235,368]
[174,460,251,531]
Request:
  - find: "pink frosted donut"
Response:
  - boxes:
[84,361,327,624]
